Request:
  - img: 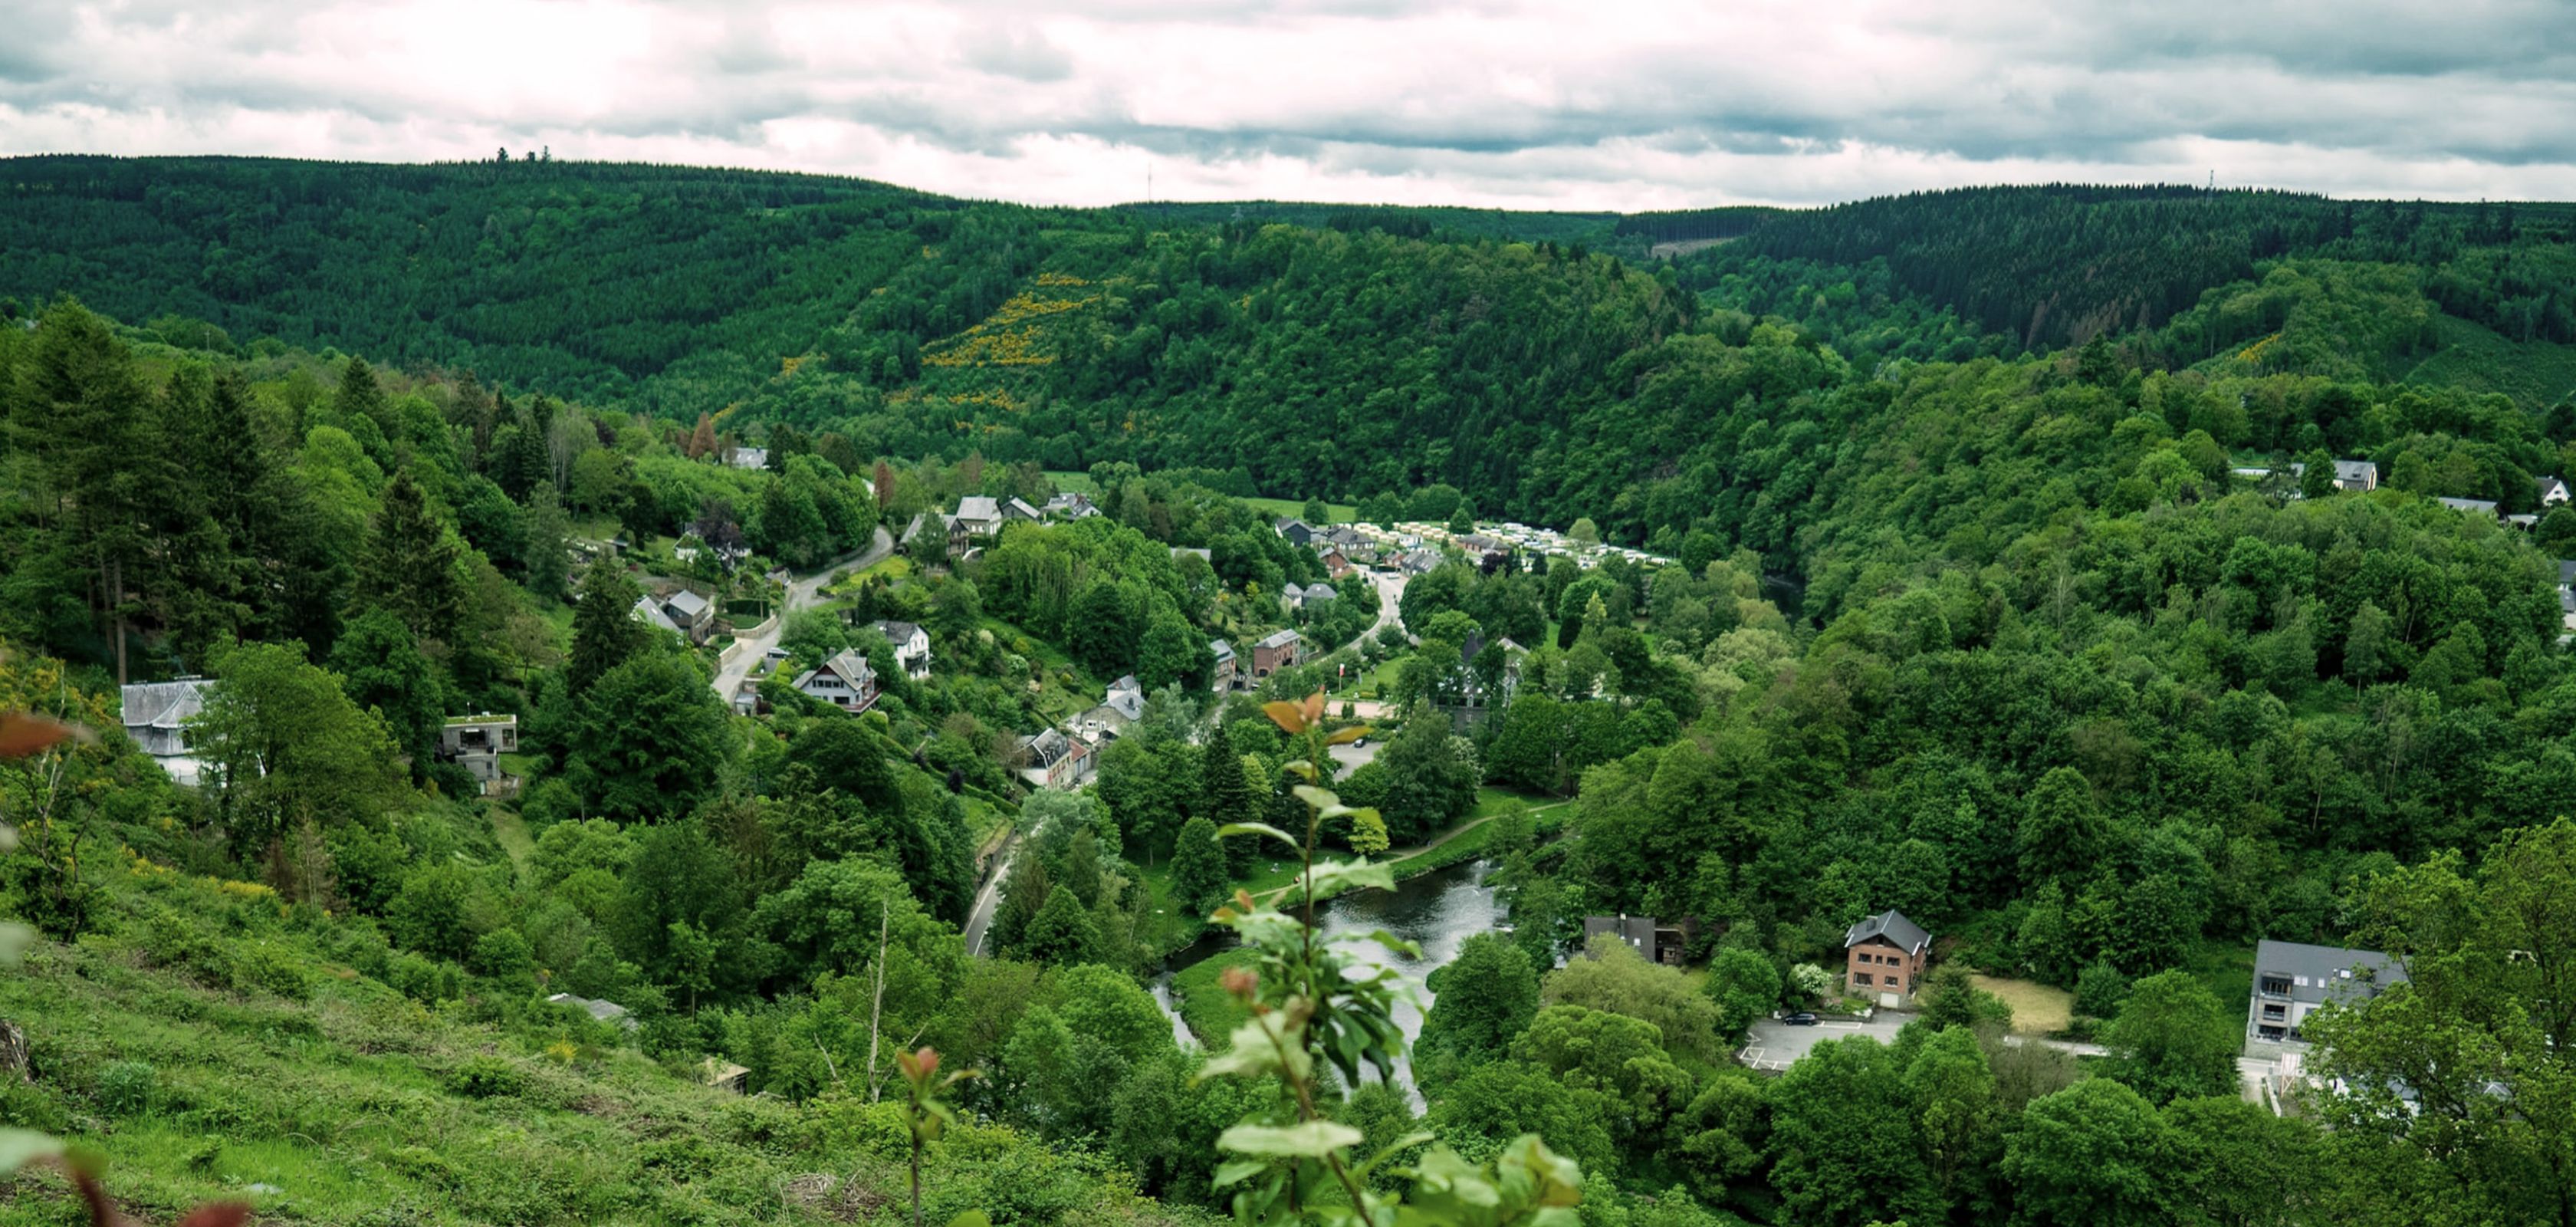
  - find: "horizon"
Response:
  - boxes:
[8,2,2576,210]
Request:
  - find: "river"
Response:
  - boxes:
[1155,857,1503,1100]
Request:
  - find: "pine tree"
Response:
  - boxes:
[356,469,464,645]
[522,480,571,602]
[687,413,718,460]
[334,356,391,436]
[568,561,646,690]
[1170,816,1227,914]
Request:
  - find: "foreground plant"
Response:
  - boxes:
[1194,691,1581,1227]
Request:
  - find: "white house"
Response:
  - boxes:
[2538,475,2571,508]
[1079,675,1148,742]
[869,620,933,679]
[439,714,518,794]
[792,650,879,713]
[120,678,212,786]
[2333,459,2379,492]
[1043,492,1102,520]
[725,446,769,471]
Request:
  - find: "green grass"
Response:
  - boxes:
[1043,471,1357,523]
[488,806,535,871]
[1171,949,1258,1046]
[2405,314,2576,408]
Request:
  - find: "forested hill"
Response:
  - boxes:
[5,156,2576,554]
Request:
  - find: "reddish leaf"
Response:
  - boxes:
[1261,701,1307,735]
[0,713,86,760]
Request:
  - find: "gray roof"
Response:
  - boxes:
[1021,728,1082,767]
[1109,674,1141,695]
[872,620,923,643]
[1844,909,1932,956]
[1255,629,1301,650]
[1582,915,1658,957]
[632,594,683,634]
[1102,689,1146,722]
[794,649,875,691]
[2539,475,2569,500]
[2252,940,2404,1005]
[1006,496,1043,520]
[120,679,210,732]
[726,447,768,470]
[2334,459,2378,483]
[547,992,637,1029]
[1301,584,1337,602]
[663,589,711,618]
[955,495,1001,524]
[2558,560,2575,587]
[2434,497,2499,515]
[1209,639,1236,661]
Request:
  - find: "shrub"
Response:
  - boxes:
[447,1055,527,1099]
[234,941,311,1000]
[95,1060,157,1117]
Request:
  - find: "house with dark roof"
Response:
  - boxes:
[1844,909,1933,1005]
[1210,640,1237,692]
[1017,728,1092,790]
[2435,496,2502,518]
[1275,518,1315,547]
[1079,675,1148,742]
[2246,939,2404,1058]
[2333,459,2379,492]
[1582,914,1686,965]
[632,589,716,644]
[1005,496,1043,523]
[120,678,212,785]
[1043,492,1102,520]
[792,650,879,713]
[2538,475,2571,508]
[870,620,932,679]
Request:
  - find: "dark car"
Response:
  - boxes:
[1782,1012,1819,1026]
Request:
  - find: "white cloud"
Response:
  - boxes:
[3,0,2574,206]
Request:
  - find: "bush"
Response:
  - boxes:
[0,1079,70,1133]
[95,1060,157,1117]
[233,941,311,1000]
[447,1055,527,1099]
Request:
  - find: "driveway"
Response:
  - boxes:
[1738,1012,2106,1071]
[962,829,1019,957]
[710,526,893,701]
[1740,1013,1906,1070]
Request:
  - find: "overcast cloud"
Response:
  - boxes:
[4,0,2574,209]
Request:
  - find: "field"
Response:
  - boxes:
[1967,974,2074,1035]
[1043,471,1358,523]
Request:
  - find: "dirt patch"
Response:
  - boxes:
[1968,974,2073,1035]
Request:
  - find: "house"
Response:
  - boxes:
[1275,518,1315,547]
[439,714,518,794]
[1251,629,1302,681]
[703,1059,751,1094]
[547,992,639,1033]
[1171,546,1213,564]
[792,650,879,713]
[632,589,716,644]
[2538,475,2571,507]
[1284,582,1338,612]
[1844,909,1933,1006]
[1458,632,1528,705]
[1210,640,1237,692]
[2245,939,2404,1058]
[869,620,932,679]
[1581,915,1686,965]
[725,446,769,471]
[1004,496,1043,523]
[1320,548,1352,578]
[2333,459,2379,492]
[1017,728,1093,790]
[950,496,1006,546]
[1079,676,1147,742]
[1043,492,1102,520]
[2435,496,2501,518]
[119,678,212,786]
[900,512,944,549]
[1401,550,1443,575]
[731,678,764,715]
[2558,560,2576,633]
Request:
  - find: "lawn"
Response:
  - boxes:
[1043,470,1358,523]
[1968,974,2074,1035]
[1170,949,1258,1046]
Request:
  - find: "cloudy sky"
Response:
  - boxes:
[7,0,2576,210]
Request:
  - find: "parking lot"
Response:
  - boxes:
[1738,1012,1906,1070]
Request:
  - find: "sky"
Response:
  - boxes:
[6,0,2576,211]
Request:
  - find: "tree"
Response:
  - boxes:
[1998,1078,2176,1227]
[327,607,443,776]
[192,639,406,849]
[2298,449,2336,501]
[1418,933,1539,1079]
[1568,518,1601,546]
[564,651,734,823]
[522,479,571,602]
[2343,599,2392,688]
[1426,1060,1617,1179]
[1138,612,1201,692]
[2016,768,2107,889]
[1764,1036,1937,1227]
[1545,933,1728,1065]
[784,716,897,811]
[1704,946,1782,1038]
[568,563,646,689]
[1513,1005,1694,1135]
[2073,958,2131,1020]
[1375,702,1478,846]
[356,469,464,645]
[1169,816,1228,915]
[1446,505,1474,536]
[1917,964,2014,1032]
[1022,883,1102,966]
[2101,969,2238,1104]
[1301,497,1329,525]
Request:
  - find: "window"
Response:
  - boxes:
[2262,1004,2286,1021]
[1855,972,1873,986]
[2260,976,2292,998]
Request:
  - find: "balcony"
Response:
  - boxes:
[2258,979,2293,1000]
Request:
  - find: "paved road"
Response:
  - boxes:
[710,526,894,701]
[962,829,1019,957]
[1739,1013,2108,1071]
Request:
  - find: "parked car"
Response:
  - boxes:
[1782,1012,1819,1026]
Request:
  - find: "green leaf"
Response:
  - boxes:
[1214,822,1301,851]
[945,1212,991,1227]
[1292,785,1344,812]
[1212,1160,1269,1188]
[1217,1120,1362,1159]
[0,923,32,968]
[0,1129,61,1176]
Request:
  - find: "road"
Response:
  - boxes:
[1738,1012,2107,1071]
[962,829,1019,956]
[709,526,893,701]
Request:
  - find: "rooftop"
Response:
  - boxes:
[1844,909,1932,956]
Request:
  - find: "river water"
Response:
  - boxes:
[1155,857,1503,1099]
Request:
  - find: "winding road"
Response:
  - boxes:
[709,526,894,701]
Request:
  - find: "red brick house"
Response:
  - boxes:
[1844,909,1932,1005]
[1251,629,1302,681]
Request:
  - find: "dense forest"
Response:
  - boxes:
[0,156,2574,1227]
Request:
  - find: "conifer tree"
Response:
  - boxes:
[356,469,464,645]
[568,561,646,689]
